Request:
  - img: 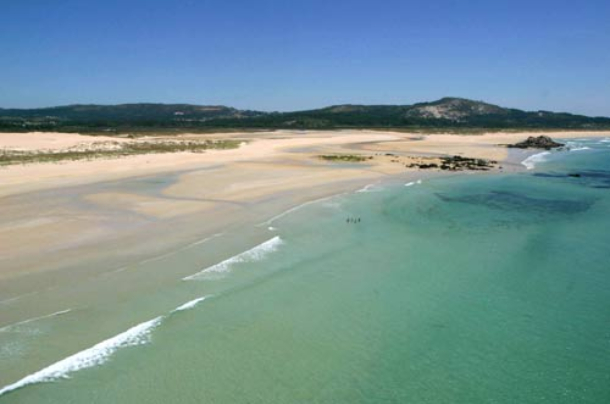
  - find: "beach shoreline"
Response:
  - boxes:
[1,130,608,281]
[1,130,608,304]
[1,129,609,395]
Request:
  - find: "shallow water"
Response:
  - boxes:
[2,138,610,403]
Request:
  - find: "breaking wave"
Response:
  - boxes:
[172,296,210,312]
[183,236,283,281]
[0,295,212,397]
[0,317,162,396]
[522,151,551,170]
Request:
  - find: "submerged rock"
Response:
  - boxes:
[508,136,564,150]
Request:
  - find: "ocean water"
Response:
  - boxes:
[1,138,610,403]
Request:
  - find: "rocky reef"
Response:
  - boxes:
[508,135,564,149]
[407,156,496,171]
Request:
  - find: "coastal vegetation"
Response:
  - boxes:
[318,154,371,162]
[0,139,240,166]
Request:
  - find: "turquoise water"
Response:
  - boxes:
[2,138,610,403]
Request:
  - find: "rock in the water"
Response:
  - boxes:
[508,136,564,149]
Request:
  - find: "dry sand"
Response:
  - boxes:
[0,131,133,151]
[2,129,608,197]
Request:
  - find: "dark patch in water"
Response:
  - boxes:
[533,170,610,189]
[577,170,610,189]
[583,170,610,178]
[533,172,567,179]
[435,190,593,216]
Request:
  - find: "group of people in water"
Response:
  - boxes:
[346,217,361,224]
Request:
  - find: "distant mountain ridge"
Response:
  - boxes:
[0,103,261,122]
[1,98,609,131]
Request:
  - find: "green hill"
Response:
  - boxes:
[2,98,609,132]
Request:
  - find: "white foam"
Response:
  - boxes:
[172,296,210,312]
[564,141,591,152]
[405,179,422,187]
[183,236,283,280]
[0,316,163,397]
[0,292,216,396]
[600,138,610,143]
[0,309,72,333]
[521,151,550,170]
[356,183,379,193]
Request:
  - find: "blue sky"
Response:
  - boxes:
[1,0,609,116]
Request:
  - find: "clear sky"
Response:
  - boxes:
[1,0,609,116]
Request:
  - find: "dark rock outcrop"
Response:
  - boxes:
[408,156,496,171]
[508,136,564,149]
[438,156,496,171]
